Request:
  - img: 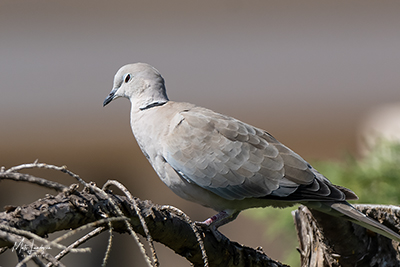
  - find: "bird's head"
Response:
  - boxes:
[103,63,169,110]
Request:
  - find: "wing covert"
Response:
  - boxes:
[163,106,315,200]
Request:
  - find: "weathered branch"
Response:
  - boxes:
[0,176,287,267]
[0,171,67,192]
[3,164,400,267]
[293,205,400,267]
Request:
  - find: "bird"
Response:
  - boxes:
[103,62,400,242]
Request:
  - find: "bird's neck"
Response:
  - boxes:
[133,81,169,111]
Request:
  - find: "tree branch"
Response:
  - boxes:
[3,164,400,267]
[293,205,400,267]
[0,168,287,267]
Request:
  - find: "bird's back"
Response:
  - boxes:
[132,101,357,209]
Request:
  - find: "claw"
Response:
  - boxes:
[195,220,225,241]
[195,210,240,241]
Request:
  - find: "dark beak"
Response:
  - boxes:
[103,88,117,107]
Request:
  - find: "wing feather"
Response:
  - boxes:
[163,106,349,201]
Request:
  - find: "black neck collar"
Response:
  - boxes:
[139,101,167,111]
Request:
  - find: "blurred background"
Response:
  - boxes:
[1,0,400,266]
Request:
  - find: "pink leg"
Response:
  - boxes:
[201,211,229,226]
[196,210,240,241]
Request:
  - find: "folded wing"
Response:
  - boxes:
[164,106,356,201]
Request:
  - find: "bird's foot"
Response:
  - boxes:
[195,210,239,242]
[195,221,225,241]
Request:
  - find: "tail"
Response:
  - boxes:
[326,202,400,242]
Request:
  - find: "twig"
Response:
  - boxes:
[4,162,155,266]
[0,172,66,192]
[102,223,113,267]
[0,224,88,253]
[103,180,159,267]
[49,163,155,267]
[160,205,209,267]
[47,227,106,267]
[15,217,126,267]
[32,255,48,267]
[16,248,66,267]
[16,249,27,267]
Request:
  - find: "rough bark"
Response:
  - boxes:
[293,205,400,267]
[0,186,287,267]
[2,166,400,267]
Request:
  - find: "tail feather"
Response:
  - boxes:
[329,202,400,242]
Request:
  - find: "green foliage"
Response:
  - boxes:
[247,139,400,266]
[315,139,400,205]
[245,206,300,266]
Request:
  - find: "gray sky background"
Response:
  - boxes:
[2,1,400,158]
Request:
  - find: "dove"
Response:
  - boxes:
[103,63,400,242]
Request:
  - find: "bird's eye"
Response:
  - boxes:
[124,74,132,83]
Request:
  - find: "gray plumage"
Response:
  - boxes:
[103,63,400,242]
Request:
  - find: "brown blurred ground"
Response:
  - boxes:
[1,1,400,266]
